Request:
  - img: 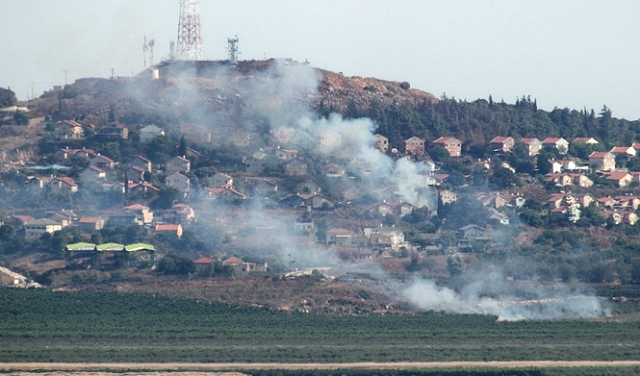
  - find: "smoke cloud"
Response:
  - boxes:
[143,59,608,321]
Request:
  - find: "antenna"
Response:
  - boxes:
[169,40,176,60]
[148,38,155,66]
[176,0,202,60]
[143,36,149,68]
[227,35,239,64]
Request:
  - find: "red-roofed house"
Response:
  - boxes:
[326,228,353,245]
[210,172,234,188]
[275,148,299,161]
[610,146,636,157]
[194,257,214,273]
[222,256,267,273]
[50,177,78,194]
[155,223,183,238]
[206,185,247,200]
[405,136,426,155]
[124,204,154,224]
[588,151,615,171]
[60,120,84,139]
[433,136,462,157]
[605,172,633,187]
[573,137,599,145]
[128,155,152,172]
[78,217,105,232]
[490,136,515,153]
[542,137,569,154]
[520,137,543,156]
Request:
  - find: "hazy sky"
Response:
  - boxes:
[2,0,639,119]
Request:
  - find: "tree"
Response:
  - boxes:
[489,167,521,189]
[150,186,180,210]
[0,87,17,108]
[447,255,466,277]
[536,154,552,175]
[13,111,28,125]
[157,254,195,275]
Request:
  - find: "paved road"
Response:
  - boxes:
[3,361,640,371]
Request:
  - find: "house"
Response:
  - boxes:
[570,173,594,188]
[58,120,84,139]
[128,155,152,173]
[520,137,543,156]
[98,121,129,139]
[275,148,298,161]
[210,172,234,188]
[545,173,573,187]
[375,134,389,153]
[296,180,322,194]
[390,201,416,217]
[283,158,308,176]
[244,150,271,174]
[367,201,394,217]
[155,223,183,238]
[194,257,214,273]
[55,147,99,162]
[573,137,599,145]
[139,124,165,143]
[432,136,462,157]
[249,178,279,195]
[165,172,190,195]
[78,217,105,233]
[162,203,195,223]
[165,156,190,174]
[542,137,569,154]
[45,210,77,227]
[438,189,458,204]
[125,166,147,183]
[180,124,211,143]
[405,136,426,155]
[90,155,115,170]
[326,228,353,245]
[597,196,617,209]
[615,196,640,210]
[490,136,515,153]
[610,146,636,157]
[107,212,143,226]
[222,256,267,273]
[206,184,247,200]
[49,177,78,194]
[0,266,28,287]
[322,163,346,178]
[79,166,106,185]
[129,182,160,195]
[25,176,54,193]
[458,224,489,240]
[124,204,154,224]
[605,171,634,187]
[588,151,616,171]
[279,193,334,209]
[365,227,406,250]
[294,217,315,233]
[24,218,62,239]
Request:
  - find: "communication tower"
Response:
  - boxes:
[143,36,149,68]
[227,35,239,64]
[148,38,155,66]
[176,0,202,60]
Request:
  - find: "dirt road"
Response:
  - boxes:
[2,361,640,371]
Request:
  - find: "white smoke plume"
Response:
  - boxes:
[403,268,611,321]
[145,59,608,321]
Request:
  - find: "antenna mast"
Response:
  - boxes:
[176,0,202,60]
[227,35,239,64]
[148,38,155,66]
[143,36,149,68]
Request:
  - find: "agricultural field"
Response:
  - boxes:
[1,288,640,365]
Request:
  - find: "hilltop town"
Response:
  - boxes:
[0,59,639,313]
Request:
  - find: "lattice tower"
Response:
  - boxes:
[176,0,202,60]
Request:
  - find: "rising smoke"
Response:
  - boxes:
[150,59,608,321]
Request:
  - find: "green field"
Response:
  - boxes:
[1,288,639,363]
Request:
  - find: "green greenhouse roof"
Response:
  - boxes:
[124,243,156,252]
[96,243,125,252]
[65,242,97,251]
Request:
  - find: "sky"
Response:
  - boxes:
[2,0,640,120]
